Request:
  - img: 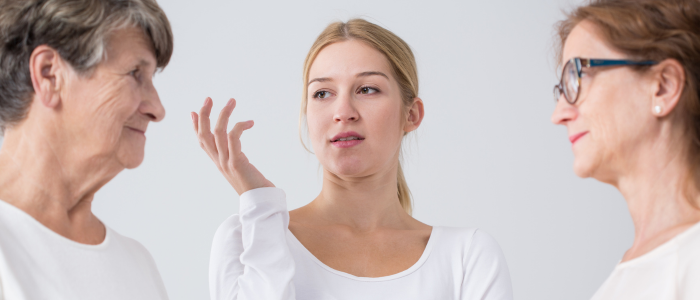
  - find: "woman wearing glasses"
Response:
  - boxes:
[194,19,512,300]
[551,0,700,298]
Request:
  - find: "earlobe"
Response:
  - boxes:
[29,45,63,108]
[651,59,685,118]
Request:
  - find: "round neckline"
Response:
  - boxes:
[0,199,111,250]
[285,226,439,282]
[616,220,700,269]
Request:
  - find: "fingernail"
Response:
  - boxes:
[190,113,194,122]
[227,98,234,106]
[204,98,209,106]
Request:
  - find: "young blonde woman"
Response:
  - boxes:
[551,0,700,298]
[193,19,512,299]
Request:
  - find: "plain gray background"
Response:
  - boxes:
[0,0,634,299]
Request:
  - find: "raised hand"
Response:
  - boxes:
[191,97,275,195]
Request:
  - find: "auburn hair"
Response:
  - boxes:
[556,0,700,206]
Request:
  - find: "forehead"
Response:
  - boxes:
[309,39,392,79]
[562,20,627,64]
[103,27,156,67]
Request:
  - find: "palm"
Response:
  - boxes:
[191,97,275,195]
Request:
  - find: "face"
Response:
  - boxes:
[61,27,165,169]
[306,40,410,178]
[551,20,655,182]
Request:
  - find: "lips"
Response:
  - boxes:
[569,131,588,144]
[126,126,146,135]
[330,131,364,148]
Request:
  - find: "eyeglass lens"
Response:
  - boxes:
[563,59,580,104]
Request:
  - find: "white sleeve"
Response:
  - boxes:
[209,188,296,300]
[460,229,513,300]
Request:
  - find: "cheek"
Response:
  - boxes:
[578,76,649,168]
[371,103,403,142]
[305,105,330,153]
[83,78,141,151]
[95,80,139,120]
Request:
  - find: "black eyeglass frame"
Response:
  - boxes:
[553,58,658,104]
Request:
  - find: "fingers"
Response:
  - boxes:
[197,97,218,158]
[191,112,199,133]
[199,97,213,135]
[214,99,236,162]
[228,120,254,159]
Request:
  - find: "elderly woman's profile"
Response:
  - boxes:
[0,0,173,298]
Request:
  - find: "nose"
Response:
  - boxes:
[333,93,359,123]
[551,98,578,125]
[140,82,166,122]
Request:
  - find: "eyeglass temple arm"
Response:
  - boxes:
[581,59,658,68]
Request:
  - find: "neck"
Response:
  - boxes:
[311,162,413,231]
[0,121,117,244]
[613,135,700,261]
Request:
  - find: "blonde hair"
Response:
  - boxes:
[300,19,419,215]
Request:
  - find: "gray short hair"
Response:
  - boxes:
[0,0,174,133]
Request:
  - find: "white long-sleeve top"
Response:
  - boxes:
[591,221,700,300]
[209,188,513,300]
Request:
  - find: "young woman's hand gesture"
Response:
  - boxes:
[191,97,275,195]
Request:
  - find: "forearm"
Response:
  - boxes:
[209,188,296,300]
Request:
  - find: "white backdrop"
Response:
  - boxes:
[1,0,635,299]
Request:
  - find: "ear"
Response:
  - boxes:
[650,58,686,117]
[29,45,65,109]
[403,97,424,133]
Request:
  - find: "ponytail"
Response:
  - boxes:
[397,163,412,215]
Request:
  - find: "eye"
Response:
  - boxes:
[358,86,379,95]
[313,90,332,99]
[128,68,142,82]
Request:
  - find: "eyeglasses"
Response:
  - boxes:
[553,58,658,104]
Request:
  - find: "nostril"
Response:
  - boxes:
[146,113,156,120]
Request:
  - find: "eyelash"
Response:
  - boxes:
[312,86,380,99]
[357,85,379,95]
[129,69,142,82]
[313,90,332,99]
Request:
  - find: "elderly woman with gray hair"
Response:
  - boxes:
[0,0,173,299]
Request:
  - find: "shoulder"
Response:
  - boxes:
[434,227,513,298]
[434,227,509,270]
[435,227,505,256]
[676,223,700,299]
[106,227,156,259]
[677,222,700,265]
[105,227,168,297]
[104,227,164,281]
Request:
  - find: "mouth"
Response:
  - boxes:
[569,131,588,144]
[330,131,365,148]
[125,126,146,135]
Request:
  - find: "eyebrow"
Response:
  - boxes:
[307,71,389,87]
[133,58,158,75]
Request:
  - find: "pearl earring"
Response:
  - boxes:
[654,105,662,114]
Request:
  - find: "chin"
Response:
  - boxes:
[326,156,368,177]
[116,146,146,169]
[121,155,145,169]
[329,164,364,177]
[572,153,601,179]
[116,135,147,169]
